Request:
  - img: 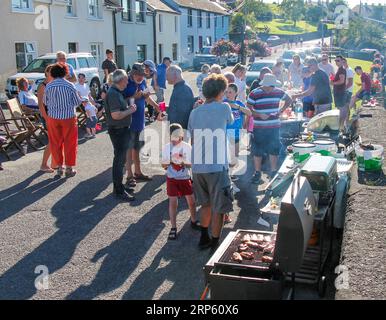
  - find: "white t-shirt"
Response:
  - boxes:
[161,141,192,180]
[234,77,247,104]
[85,103,97,118]
[288,62,304,88]
[346,67,354,93]
[75,83,90,98]
[318,62,335,76]
[18,90,38,107]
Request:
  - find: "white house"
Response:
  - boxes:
[115,0,155,69]
[147,0,181,64]
[49,0,118,69]
[162,0,230,67]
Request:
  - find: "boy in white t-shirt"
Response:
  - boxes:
[161,123,199,240]
[82,97,98,139]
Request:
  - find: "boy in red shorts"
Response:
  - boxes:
[161,123,200,240]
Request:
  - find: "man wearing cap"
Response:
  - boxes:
[143,59,159,120]
[123,63,160,186]
[105,69,137,202]
[293,58,332,115]
[247,74,292,184]
[102,49,118,84]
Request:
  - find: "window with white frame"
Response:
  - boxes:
[136,0,145,23]
[198,10,202,28]
[187,9,193,27]
[90,43,103,68]
[12,0,33,12]
[137,45,147,62]
[159,14,163,32]
[88,0,102,19]
[121,0,132,22]
[68,42,78,53]
[206,12,210,29]
[187,36,194,54]
[66,0,76,16]
[15,42,37,71]
[172,43,178,61]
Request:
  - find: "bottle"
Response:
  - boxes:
[295,99,303,121]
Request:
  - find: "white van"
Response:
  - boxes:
[6,52,102,98]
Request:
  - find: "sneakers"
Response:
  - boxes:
[251,172,263,185]
[114,190,135,202]
[85,134,93,139]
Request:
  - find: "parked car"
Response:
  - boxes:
[193,47,227,71]
[246,60,276,87]
[305,46,323,60]
[227,53,239,66]
[266,35,281,46]
[6,52,101,99]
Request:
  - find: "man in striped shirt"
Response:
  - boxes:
[247,74,292,184]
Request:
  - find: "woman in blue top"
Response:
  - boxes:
[301,67,315,118]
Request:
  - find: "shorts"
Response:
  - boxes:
[251,127,281,157]
[334,92,346,108]
[167,178,193,197]
[128,130,145,151]
[357,90,371,100]
[303,101,315,113]
[86,116,98,129]
[155,88,165,103]
[314,103,332,115]
[193,170,234,214]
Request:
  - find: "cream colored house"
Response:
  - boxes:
[0,0,52,94]
[147,0,181,64]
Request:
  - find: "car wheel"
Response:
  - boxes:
[90,78,101,100]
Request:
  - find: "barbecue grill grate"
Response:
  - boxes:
[216,230,276,271]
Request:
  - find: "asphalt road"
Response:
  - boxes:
[0,38,334,300]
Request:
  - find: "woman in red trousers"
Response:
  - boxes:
[44,63,81,178]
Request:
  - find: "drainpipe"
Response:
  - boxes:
[112,10,118,67]
[152,10,157,63]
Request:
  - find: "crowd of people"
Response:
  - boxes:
[2,45,384,249]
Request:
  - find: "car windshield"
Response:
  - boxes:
[201,47,212,54]
[249,62,274,72]
[23,58,56,73]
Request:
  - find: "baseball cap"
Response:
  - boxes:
[143,60,156,73]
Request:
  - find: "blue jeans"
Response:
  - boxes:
[108,127,131,194]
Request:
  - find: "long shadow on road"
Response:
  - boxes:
[0,172,65,224]
[67,190,169,300]
[0,169,114,299]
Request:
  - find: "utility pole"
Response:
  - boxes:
[240,0,247,65]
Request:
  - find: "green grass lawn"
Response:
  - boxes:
[258,19,335,35]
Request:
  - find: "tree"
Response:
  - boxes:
[305,5,326,24]
[279,0,305,27]
[248,40,271,57]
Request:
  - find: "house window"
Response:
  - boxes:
[68,42,78,53]
[172,43,178,61]
[206,12,211,29]
[187,36,194,54]
[187,9,193,27]
[90,43,103,68]
[158,44,163,64]
[198,10,202,28]
[199,36,203,50]
[206,36,212,46]
[174,16,178,33]
[159,14,163,32]
[136,0,145,23]
[12,0,33,12]
[88,0,101,19]
[137,45,146,62]
[66,0,76,16]
[15,42,37,72]
[222,16,225,28]
[121,0,132,22]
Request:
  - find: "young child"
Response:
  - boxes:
[196,64,210,99]
[161,123,199,240]
[82,97,98,139]
[224,83,252,222]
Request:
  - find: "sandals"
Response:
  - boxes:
[40,167,55,173]
[55,168,64,179]
[190,220,201,230]
[168,228,178,241]
[65,168,77,178]
[125,176,137,187]
[134,173,153,181]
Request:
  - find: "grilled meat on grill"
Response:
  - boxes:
[242,234,251,243]
[238,244,249,252]
[263,244,275,254]
[245,241,260,248]
[262,256,273,263]
[240,252,254,260]
[232,252,243,262]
